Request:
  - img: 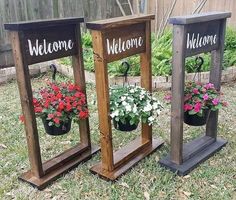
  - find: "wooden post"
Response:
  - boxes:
[10,31,44,178]
[5,17,100,190]
[159,12,231,176]
[140,20,152,143]
[170,25,186,165]
[87,14,164,180]
[206,19,227,139]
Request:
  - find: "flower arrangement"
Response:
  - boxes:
[109,84,163,127]
[31,81,89,127]
[184,81,227,116]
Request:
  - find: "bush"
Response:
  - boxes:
[60,27,236,76]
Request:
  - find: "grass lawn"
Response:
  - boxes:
[0,73,235,200]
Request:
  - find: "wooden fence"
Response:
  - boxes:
[0,0,130,68]
[147,0,236,33]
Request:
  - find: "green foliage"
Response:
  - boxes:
[60,27,236,76]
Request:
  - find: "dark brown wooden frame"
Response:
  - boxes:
[86,14,164,181]
[4,18,100,190]
[159,12,231,176]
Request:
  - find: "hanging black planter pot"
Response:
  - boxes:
[113,118,138,132]
[42,118,72,136]
[184,109,210,126]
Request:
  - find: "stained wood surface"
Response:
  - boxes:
[140,21,152,142]
[169,11,231,25]
[206,19,227,138]
[170,24,186,165]
[72,24,91,146]
[86,14,155,30]
[90,138,163,181]
[103,22,146,63]
[19,144,100,190]
[10,31,43,178]
[185,20,220,57]
[91,30,114,171]
[159,137,227,176]
[4,17,83,31]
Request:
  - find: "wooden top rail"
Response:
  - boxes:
[4,17,84,31]
[169,12,231,25]
[86,14,155,30]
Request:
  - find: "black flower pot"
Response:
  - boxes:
[113,119,138,132]
[184,109,210,126]
[42,118,72,136]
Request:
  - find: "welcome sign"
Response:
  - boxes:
[185,20,220,57]
[23,24,77,65]
[103,23,146,63]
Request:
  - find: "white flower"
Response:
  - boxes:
[139,95,144,100]
[148,116,154,122]
[144,103,152,112]
[133,105,137,113]
[122,101,127,106]
[130,89,135,93]
[110,110,119,118]
[121,96,126,101]
[125,104,132,112]
[153,102,159,109]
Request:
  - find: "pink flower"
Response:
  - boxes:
[212,98,219,105]
[194,102,202,113]
[203,94,209,100]
[193,88,199,94]
[184,104,193,111]
[164,94,171,101]
[205,83,214,89]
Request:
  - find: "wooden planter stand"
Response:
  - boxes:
[86,15,164,181]
[4,18,100,190]
[159,12,231,176]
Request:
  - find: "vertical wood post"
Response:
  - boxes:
[170,25,186,165]
[10,31,43,178]
[72,24,91,146]
[206,19,227,139]
[91,30,114,171]
[140,20,152,143]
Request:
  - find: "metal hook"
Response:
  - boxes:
[50,64,57,81]
[193,56,204,81]
[195,56,204,72]
[121,61,130,84]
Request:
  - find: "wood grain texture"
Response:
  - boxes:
[72,24,91,146]
[4,17,83,31]
[90,138,163,181]
[206,19,227,138]
[19,144,100,190]
[10,31,43,178]
[169,11,231,25]
[91,30,114,171]
[140,21,152,143]
[170,25,186,165]
[159,137,227,176]
[86,14,155,30]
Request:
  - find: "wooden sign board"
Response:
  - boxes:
[23,25,77,65]
[4,18,99,190]
[159,12,231,176]
[104,23,146,62]
[5,18,80,65]
[185,20,220,57]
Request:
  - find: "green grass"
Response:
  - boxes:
[0,74,235,199]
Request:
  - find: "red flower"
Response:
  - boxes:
[79,110,88,119]
[53,117,60,124]
[184,104,193,112]
[58,101,65,110]
[48,113,54,119]
[34,106,43,113]
[66,103,72,111]
[194,102,202,113]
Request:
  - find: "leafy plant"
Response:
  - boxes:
[110,85,163,126]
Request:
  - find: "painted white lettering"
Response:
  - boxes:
[27,38,74,57]
[106,36,144,55]
[186,32,217,50]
